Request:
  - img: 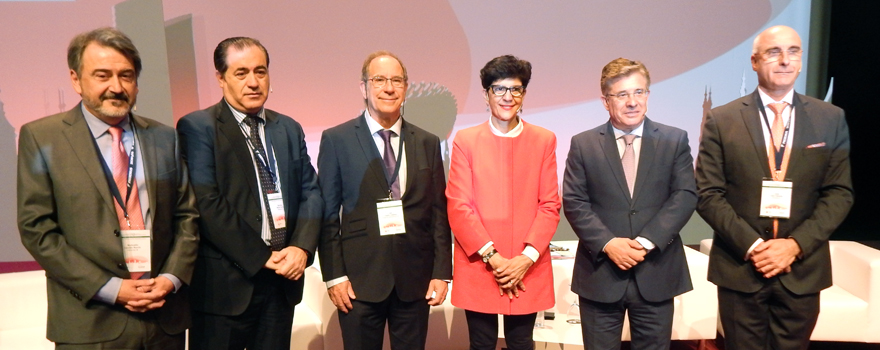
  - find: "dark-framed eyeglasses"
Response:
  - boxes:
[368,76,406,88]
[606,89,649,101]
[489,85,525,97]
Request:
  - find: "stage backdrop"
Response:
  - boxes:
[0,0,813,264]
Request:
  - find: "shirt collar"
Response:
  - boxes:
[226,100,265,126]
[757,88,794,107]
[364,109,403,136]
[488,116,524,138]
[81,102,131,139]
[611,119,645,139]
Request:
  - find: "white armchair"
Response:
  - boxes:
[699,239,880,343]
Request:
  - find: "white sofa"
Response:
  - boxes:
[0,270,54,350]
[700,239,880,343]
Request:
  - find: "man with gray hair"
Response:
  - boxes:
[18,27,199,349]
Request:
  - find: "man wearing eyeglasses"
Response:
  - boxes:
[176,37,323,349]
[563,57,696,350]
[317,50,452,350]
[696,25,852,350]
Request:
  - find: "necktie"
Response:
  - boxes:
[243,116,286,251]
[768,102,789,151]
[621,134,637,197]
[108,126,146,279]
[378,130,401,200]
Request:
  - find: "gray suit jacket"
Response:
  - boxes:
[697,90,853,295]
[563,118,695,303]
[17,103,199,343]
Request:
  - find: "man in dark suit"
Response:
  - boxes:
[177,37,323,350]
[318,50,452,350]
[17,27,199,349]
[696,25,853,350]
[563,58,696,350]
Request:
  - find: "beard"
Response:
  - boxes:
[84,91,135,119]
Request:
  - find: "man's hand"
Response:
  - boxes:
[118,277,174,312]
[751,238,800,278]
[264,250,284,270]
[272,246,309,280]
[328,280,356,313]
[604,238,646,270]
[425,279,449,306]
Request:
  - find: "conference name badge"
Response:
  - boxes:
[120,230,151,273]
[759,180,792,218]
[267,192,287,229]
[376,199,405,235]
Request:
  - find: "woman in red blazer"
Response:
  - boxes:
[446,55,561,350]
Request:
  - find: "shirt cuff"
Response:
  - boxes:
[94,277,122,305]
[634,237,656,251]
[159,273,183,293]
[522,245,539,263]
[326,275,349,289]
[478,241,495,256]
[745,238,765,260]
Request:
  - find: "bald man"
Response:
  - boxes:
[696,25,853,349]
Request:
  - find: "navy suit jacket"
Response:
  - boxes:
[317,114,452,303]
[177,100,322,315]
[563,118,696,303]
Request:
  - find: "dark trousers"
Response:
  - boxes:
[579,277,674,350]
[718,278,820,350]
[338,288,430,350]
[190,269,293,350]
[464,310,537,350]
[55,312,184,350]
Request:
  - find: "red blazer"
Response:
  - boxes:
[446,121,560,315]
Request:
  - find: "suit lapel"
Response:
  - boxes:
[61,106,116,214]
[354,113,391,193]
[741,90,773,178]
[264,110,291,213]
[401,120,417,199]
[632,118,657,203]
[132,115,157,224]
[785,93,815,176]
[216,102,262,210]
[598,122,632,202]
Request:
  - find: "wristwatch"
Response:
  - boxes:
[482,248,498,263]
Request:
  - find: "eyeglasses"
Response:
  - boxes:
[368,76,406,88]
[763,47,802,61]
[489,85,525,97]
[606,89,649,101]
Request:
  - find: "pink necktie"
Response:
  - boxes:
[109,126,146,279]
[621,134,636,197]
[768,102,789,151]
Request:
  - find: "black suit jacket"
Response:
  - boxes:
[18,104,199,343]
[177,100,322,315]
[697,90,853,295]
[563,118,696,303]
[317,114,452,303]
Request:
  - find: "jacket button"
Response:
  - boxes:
[256,215,262,221]
[114,229,120,237]
[117,263,125,269]
[630,210,637,215]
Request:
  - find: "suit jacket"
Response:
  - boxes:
[17,104,199,343]
[563,118,696,303]
[696,90,853,295]
[317,113,452,303]
[176,99,323,315]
